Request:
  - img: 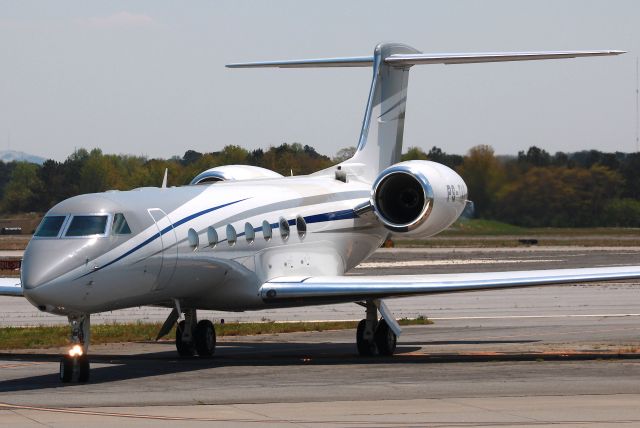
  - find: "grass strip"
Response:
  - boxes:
[0,317,432,350]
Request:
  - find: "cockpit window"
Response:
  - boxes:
[34,216,66,237]
[65,215,109,237]
[112,213,131,235]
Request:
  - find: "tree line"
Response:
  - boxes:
[400,145,640,227]
[1,143,639,228]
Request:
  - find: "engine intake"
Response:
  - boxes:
[372,164,434,232]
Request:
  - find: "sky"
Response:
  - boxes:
[1,0,639,161]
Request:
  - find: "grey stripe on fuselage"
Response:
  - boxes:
[171,190,370,249]
[197,190,368,233]
[117,189,371,265]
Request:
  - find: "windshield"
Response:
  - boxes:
[65,215,109,237]
[34,216,66,238]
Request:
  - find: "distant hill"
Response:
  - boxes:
[0,150,46,165]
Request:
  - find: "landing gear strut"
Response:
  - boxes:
[60,314,90,383]
[174,309,216,358]
[356,300,398,357]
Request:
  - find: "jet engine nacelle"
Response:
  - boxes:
[190,165,283,185]
[371,160,468,237]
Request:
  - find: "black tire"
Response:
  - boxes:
[356,319,376,356]
[374,319,397,356]
[77,355,90,382]
[194,320,216,357]
[176,320,195,357]
[59,355,73,383]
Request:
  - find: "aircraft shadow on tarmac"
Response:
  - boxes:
[0,336,611,393]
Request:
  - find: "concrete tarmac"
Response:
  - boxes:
[2,246,640,326]
[1,246,640,426]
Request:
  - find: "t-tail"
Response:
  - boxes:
[227,43,624,182]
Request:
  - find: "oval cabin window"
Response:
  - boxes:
[226,224,237,246]
[245,222,255,244]
[262,220,272,241]
[279,217,290,241]
[296,215,307,239]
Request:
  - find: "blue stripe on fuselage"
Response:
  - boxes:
[80,202,359,278]
[77,198,248,278]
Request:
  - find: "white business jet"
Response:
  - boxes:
[1,42,637,383]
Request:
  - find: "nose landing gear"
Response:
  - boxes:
[60,314,90,383]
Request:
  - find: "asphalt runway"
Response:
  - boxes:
[1,246,640,426]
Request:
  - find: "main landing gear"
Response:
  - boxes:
[60,314,90,383]
[155,303,217,358]
[175,309,216,358]
[356,300,400,357]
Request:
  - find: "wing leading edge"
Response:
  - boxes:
[259,266,640,305]
[0,277,22,297]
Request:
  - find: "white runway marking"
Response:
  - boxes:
[430,313,640,320]
[263,313,640,323]
[357,259,561,268]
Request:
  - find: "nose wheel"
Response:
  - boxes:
[60,354,90,383]
[60,314,91,383]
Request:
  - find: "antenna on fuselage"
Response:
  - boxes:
[161,168,168,188]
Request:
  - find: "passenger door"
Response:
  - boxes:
[147,209,178,291]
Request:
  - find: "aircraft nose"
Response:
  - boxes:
[21,239,91,290]
[21,246,56,289]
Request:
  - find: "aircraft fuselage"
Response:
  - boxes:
[22,174,386,315]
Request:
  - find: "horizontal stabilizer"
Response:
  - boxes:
[226,56,374,68]
[227,50,624,68]
[386,50,625,65]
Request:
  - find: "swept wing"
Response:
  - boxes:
[260,266,640,305]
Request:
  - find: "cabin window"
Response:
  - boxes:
[296,215,307,239]
[245,222,255,244]
[262,220,272,241]
[226,224,237,246]
[65,215,109,237]
[187,228,199,250]
[279,217,290,241]
[112,213,131,235]
[207,226,218,247]
[34,216,66,238]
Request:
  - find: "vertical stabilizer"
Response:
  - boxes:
[348,43,420,181]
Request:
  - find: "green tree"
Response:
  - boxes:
[333,146,356,163]
[603,198,640,227]
[457,145,505,218]
[496,165,624,227]
[401,147,429,161]
[1,162,44,213]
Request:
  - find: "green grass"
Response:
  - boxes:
[441,219,527,236]
[0,318,433,350]
[392,219,640,247]
[441,219,640,237]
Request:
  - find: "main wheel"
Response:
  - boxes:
[77,355,90,382]
[194,320,216,357]
[356,319,376,356]
[59,355,73,383]
[176,320,195,357]
[374,319,397,356]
